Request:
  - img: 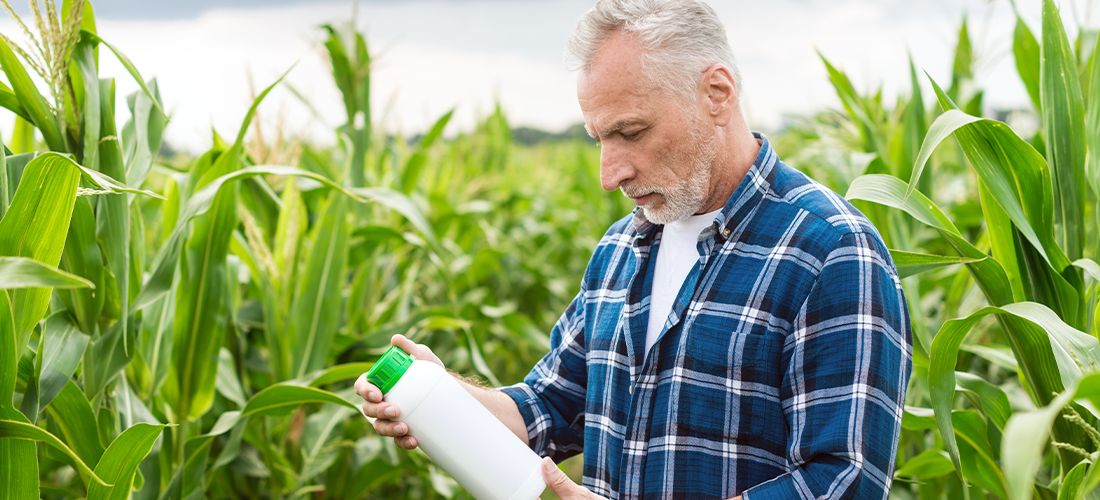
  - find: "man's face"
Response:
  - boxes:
[577,34,717,225]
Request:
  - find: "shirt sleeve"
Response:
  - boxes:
[742,231,913,500]
[497,287,589,461]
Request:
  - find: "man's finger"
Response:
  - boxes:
[391,334,419,355]
[541,457,584,499]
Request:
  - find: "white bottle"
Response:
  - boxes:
[365,346,547,500]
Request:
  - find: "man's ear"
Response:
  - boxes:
[702,64,737,127]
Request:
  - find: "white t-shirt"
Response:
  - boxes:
[644,209,722,356]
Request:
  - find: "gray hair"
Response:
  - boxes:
[565,0,742,104]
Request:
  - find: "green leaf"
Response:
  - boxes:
[0,289,37,500]
[955,371,1012,430]
[0,256,94,289]
[86,423,170,500]
[215,348,246,408]
[45,380,105,470]
[241,384,360,417]
[289,194,349,379]
[1014,16,1043,114]
[401,109,452,194]
[0,418,109,487]
[57,197,105,332]
[84,32,166,120]
[928,302,1100,479]
[1086,27,1100,196]
[298,396,356,488]
[952,410,1006,498]
[73,34,100,171]
[96,79,133,357]
[1056,460,1089,500]
[1041,0,1089,262]
[290,362,374,388]
[0,36,63,151]
[0,152,80,351]
[134,166,434,312]
[29,312,88,415]
[889,250,979,279]
[846,174,1015,307]
[895,449,955,479]
[1002,373,1100,500]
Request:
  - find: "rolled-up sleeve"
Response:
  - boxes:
[743,231,913,500]
[498,287,589,461]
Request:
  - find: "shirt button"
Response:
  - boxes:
[722,228,731,237]
[629,386,633,395]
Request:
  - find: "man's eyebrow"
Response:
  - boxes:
[591,120,643,140]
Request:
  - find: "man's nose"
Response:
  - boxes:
[599,146,634,191]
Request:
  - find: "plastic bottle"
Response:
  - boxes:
[364,346,546,500]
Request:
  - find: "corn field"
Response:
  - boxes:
[0,0,1099,499]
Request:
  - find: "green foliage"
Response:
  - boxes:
[794,1,1100,499]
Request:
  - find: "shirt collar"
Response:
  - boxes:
[631,131,776,243]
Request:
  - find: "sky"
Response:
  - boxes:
[0,0,1093,153]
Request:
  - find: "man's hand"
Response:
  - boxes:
[540,457,606,499]
[353,334,443,450]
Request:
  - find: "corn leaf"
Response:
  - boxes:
[894,449,954,479]
[289,194,349,379]
[45,380,105,470]
[846,174,1015,306]
[57,197,105,331]
[0,289,37,500]
[97,79,133,356]
[401,109,452,194]
[241,384,359,418]
[83,318,135,399]
[0,35,63,151]
[889,250,979,279]
[123,80,165,190]
[1057,461,1089,500]
[1002,373,1100,500]
[952,410,1006,498]
[928,302,1100,479]
[74,35,100,171]
[1014,16,1043,114]
[26,312,88,417]
[84,32,166,119]
[0,256,94,289]
[0,152,80,351]
[298,398,356,488]
[290,362,374,388]
[1087,28,1100,196]
[134,166,434,312]
[0,418,109,487]
[1040,0,1088,262]
[86,423,170,500]
[215,348,246,408]
[954,371,1011,430]
[0,80,32,124]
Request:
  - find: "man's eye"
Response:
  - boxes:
[623,131,642,141]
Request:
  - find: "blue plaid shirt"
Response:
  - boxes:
[500,134,912,500]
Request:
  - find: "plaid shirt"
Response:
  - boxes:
[500,133,912,500]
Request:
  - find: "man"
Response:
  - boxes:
[355,0,912,498]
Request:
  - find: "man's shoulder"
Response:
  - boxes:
[760,159,885,252]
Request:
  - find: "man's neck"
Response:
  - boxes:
[695,131,761,215]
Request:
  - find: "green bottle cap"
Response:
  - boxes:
[365,346,415,395]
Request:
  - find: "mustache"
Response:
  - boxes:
[619,183,665,198]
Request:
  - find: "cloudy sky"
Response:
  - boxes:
[0,0,1092,152]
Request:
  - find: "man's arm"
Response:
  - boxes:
[740,231,912,500]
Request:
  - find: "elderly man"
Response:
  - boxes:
[355,0,912,498]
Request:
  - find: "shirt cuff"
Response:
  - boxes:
[740,473,799,500]
[496,382,552,457]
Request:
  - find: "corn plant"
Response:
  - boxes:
[804,1,1100,498]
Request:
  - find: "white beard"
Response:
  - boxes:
[621,126,717,225]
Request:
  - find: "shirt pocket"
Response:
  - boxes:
[679,321,788,455]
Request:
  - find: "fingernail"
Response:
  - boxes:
[386,407,397,418]
[367,391,379,403]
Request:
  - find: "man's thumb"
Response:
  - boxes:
[541,457,578,497]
